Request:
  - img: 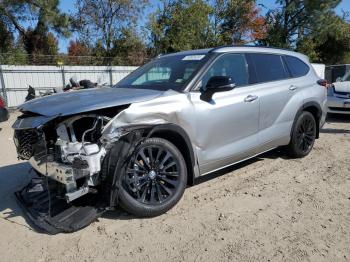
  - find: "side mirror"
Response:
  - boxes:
[200,76,236,102]
[336,77,343,82]
[200,76,235,102]
[205,76,236,91]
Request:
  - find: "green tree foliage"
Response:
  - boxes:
[1,0,349,66]
[312,13,350,64]
[0,42,27,65]
[262,0,341,47]
[0,0,70,56]
[0,20,14,53]
[260,0,350,64]
[110,29,148,66]
[149,0,213,55]
[74,0,148,57]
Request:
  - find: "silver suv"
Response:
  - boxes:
[13,46,327,231]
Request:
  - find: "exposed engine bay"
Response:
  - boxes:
[15,114,113,201]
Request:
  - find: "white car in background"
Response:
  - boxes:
[327,71,350,114]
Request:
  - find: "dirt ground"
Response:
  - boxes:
[0,112,349,262]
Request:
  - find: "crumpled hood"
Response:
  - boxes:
[333,82,350,93]
[18,87,164,117]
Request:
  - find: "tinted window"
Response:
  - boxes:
[284,56,309,78]
[251,54,288,82]
[201,53,249,89]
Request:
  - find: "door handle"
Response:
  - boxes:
[289,85,298,91]
[244,95,258,102]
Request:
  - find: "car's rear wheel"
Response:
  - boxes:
[118,137,187,217]
[287,111,317,158]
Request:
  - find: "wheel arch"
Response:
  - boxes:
[293,101,322,139]
[303,102,322,139]
[146,124,196,186]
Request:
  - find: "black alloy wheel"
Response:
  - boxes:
[295,114,316,153]
[287,111,317,158]
[124,144,180,204]
[118,137,187,217]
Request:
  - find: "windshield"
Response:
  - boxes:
[343,71,350,81]
[115,53,209,91]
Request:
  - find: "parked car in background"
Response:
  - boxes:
[327,71,350,114]
[12,46,327,233]
[325,64,350,83]
[0,95,9,122]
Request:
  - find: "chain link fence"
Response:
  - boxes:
[0,53,151,66]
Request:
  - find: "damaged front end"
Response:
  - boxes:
[14,114,112,200]
[13,110,130,233]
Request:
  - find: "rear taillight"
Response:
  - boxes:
[317,79,329,88]
[0,96,5,108]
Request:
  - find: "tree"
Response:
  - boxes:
[302,13,350,64]
[261,0,341,48]
[66,40,92,65]
[0,0,70,55]
[110,29,148,66]
[149,0,213,55]
[213,0,267,45]
[68,40,91,57]
[74,0,148,57]
[23,27,59,56]
[0,20,14,53]
[259,0,350,64]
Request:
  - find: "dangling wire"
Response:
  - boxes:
[80,117,102,156]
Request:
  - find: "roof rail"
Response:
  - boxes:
[209,45,293,53]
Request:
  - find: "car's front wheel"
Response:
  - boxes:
[118,137,187,217]
[287,111,317,158]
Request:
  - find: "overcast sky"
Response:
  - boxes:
[58,0,350,53]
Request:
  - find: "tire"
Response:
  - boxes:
[286,111,317,158]
[116,137,187,217]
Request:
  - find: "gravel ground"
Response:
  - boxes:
[0,112,349,262]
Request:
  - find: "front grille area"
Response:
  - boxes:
[334,91,350,99]
[329,107,350,112]
[14,129,40,160]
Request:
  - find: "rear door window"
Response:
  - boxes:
[284,56,310,78]
[250,54,288,83]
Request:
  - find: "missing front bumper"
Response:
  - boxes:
[29,157,96,202]
[15,177,106,234]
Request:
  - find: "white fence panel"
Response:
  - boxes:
[0,65,137,107]
[111,66,138,84]
[1,65,63,107]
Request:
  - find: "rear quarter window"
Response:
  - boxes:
[284,56,310,78]
[250,54,288,83]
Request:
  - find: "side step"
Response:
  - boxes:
[15,178,106,234]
